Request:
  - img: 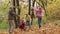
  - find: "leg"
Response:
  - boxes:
[26,21,31,29]
[38,17,42,28]
[31,18,33,25]
[28,21,31,29]
[26,21,28,26]
[9,20,15,34]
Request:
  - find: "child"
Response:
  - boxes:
[18,20,25,31]
[25,14,31,29]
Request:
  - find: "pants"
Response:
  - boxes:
[31,18,33,25]
[26,21,31,28]
[8,20,15,34]
[38,17,42,28]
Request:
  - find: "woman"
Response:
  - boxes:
[31,7,42,28]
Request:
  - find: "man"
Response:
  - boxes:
[8,7,19,34]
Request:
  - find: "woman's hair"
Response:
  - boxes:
[39,7,41,9]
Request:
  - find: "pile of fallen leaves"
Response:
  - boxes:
[0,23,60,34]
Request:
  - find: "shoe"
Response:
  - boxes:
[39,25,41,28]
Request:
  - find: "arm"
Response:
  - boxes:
[10,10,20,17]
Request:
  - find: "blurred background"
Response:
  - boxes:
[0,0,60,29]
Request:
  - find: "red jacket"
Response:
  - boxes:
[18,22,25,29]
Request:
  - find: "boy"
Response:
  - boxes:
[25,14,31,29]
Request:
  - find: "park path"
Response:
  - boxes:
[0,22,60,34]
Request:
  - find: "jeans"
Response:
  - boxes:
[26,21,31,28]
[38,17,42,28]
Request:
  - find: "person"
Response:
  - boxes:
[23,16,26,25]
[31,8,35,25]
[18,20,25,31]
[31,6,42,28]
[8,7,19,34]
[25,14,31,29]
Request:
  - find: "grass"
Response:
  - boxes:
[0,20,9,29]
[0,22,8,29]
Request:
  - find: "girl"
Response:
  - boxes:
[18,20,25,31]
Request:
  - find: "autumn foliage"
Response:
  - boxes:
[0,23,60,34]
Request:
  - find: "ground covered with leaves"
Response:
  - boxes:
[0,23,60,34]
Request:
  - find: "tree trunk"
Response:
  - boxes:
[40,0,47,16]
[28,0,31,15]
[31,0,36,25]
[16,0,21,27]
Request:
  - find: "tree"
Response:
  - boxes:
[16,0,21,28]
[28,0,31,15]
[31,0,36,25]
